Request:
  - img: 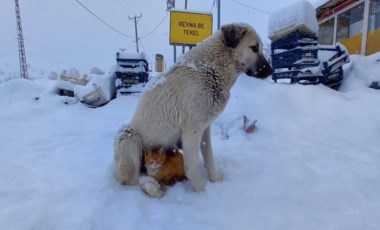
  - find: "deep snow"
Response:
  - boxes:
[1,55,380,229]
[2,0,380,229]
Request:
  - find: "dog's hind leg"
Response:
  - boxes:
[181,129,206,192]
[201,126,223,182]
[114,125,142,185]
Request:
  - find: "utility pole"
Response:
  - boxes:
[129,14,142,53]
[217,0,221,30]
[167,0,176,62]
[15,0,28,79]
[182,0,188,54]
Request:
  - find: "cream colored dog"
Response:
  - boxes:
[114,23,272,193]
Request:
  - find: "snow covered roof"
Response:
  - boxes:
[315,0,350,20]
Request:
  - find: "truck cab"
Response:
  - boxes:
[115,51,149,93]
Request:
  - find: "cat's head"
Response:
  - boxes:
[144,148,166,170]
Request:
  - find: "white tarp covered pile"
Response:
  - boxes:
[268,0,319,41]
[55,71,116,108]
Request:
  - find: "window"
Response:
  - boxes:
[366,0,380,54]
[337,3,364,41]
[369,0,380,30]
[319,18,334,45]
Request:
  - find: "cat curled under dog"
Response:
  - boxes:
[143,148,187,186]
[138,148,187,197]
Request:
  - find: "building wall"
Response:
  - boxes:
[339,33,362,54]
[318,0,380,55]
[366,27,380,54]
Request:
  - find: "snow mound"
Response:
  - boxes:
[74,73,116,103]
[268,0,319,41]
[0,78,54,105]
[341,52,380,91]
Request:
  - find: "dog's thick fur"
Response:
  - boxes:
[114,23,272,192]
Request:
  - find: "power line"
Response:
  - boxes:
[73,0,134,39]
[74,0,169,42]
[228,0,271,15]
[140,12,169,39]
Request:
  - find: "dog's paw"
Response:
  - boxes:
[209,173,224,183]
[190,178,207,192]
[139,176,165,198]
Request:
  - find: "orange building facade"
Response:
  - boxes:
[317,0,380,55]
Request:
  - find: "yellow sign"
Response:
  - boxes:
[155,54,164,72]
[170,10,213,45]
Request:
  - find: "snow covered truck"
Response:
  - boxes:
[114,51,149,94]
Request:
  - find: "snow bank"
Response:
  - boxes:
[268,0,319,41]
[340,52,380,92]
[1,54,380,229]
[0,78,54,105]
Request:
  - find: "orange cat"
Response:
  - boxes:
[144,148,187,186]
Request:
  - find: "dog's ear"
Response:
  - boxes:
[221,24,248,48]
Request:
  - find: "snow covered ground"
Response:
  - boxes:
[1,53,380,229]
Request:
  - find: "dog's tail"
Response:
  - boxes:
[114,124,142,185]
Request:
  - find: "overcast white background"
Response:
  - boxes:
[1,0,323,77]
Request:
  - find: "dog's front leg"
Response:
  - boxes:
[182,129,206,192]
[201,126,223,182]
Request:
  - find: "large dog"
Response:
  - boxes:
[114,23,272,192]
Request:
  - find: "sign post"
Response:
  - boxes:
[170,10,213,62]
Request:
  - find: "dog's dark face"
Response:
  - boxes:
[222,23,273,79]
